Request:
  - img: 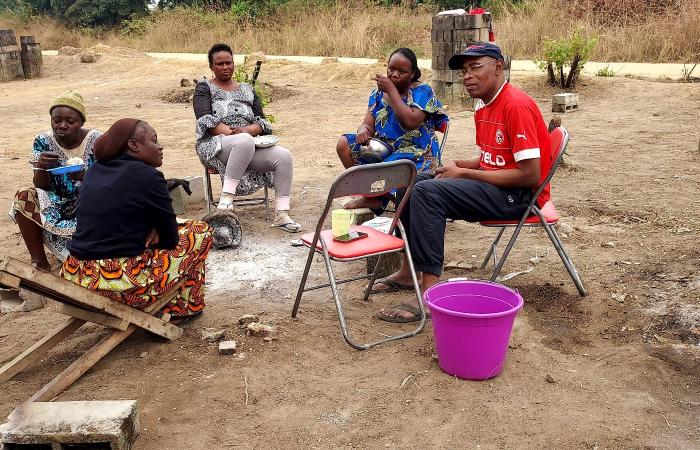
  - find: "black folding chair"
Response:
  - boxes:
[479,127,586,296]
[291,160,426,350]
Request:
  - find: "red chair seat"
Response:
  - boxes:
[301,225,404,260]
[480,200,560,226]
[207,167,218,174]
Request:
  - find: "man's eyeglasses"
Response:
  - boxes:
[457,59,497,77]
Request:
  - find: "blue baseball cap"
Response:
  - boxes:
[448,42,504,70]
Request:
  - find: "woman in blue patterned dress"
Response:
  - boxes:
[336,48,448,209]
[9,91,101,271]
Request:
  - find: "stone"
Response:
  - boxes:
[0,400,139,450]
[201,328,225,343]
[558,222,574,235]
[218,340,237,355]
[246,322,274,337]
[80,53,95,63]
[601,241,616,248]
[238,314,259,325]
[180,78,192,87]
[545,373,557,383]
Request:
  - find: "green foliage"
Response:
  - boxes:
[119,13,151,35]
[536,27,598,88]
[233,59,276,123]
[22,0,147,26]
[596,65,616,77]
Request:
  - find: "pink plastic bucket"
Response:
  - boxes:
[424,280,523,380]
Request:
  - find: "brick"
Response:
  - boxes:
[0,401,140,450]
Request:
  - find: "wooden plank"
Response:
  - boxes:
[0,272,21,288]
[0,318,84,383]
[55,303,129,331]
[29,325,137,402]
[29,284,183,402]
[0,257,181,340]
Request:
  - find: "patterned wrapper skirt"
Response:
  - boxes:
[61,220,213,317]
[10,186,72,260]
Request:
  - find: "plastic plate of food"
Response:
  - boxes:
[254,135,279,148]
[47,164,84,175]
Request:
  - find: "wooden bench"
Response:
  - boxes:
[0,256,184,402]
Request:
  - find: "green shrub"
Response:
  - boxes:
[536,26,597,88]
[596,65,616,77]
[233,58,276,122]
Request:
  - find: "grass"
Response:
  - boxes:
[1,0,698,62]
[596,65,616,77]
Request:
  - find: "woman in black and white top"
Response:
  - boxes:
[193,43,301,233]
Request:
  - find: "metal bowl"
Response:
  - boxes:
[359,138,392,163]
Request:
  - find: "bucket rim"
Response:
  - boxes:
[424,279,523,319]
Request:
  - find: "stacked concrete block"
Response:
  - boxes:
[0,30,25,83]
[0,400,140,450]
[430,14,510,109]
[20,35,43,79]
[552,93,579,113]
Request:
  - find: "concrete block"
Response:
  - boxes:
[0,289,44,313]
[366,252,403,280]
[219,340,237,355]
[169,176,205,214]
[552,93,579,113]
[0,401,140,450]
[182,176,204,206]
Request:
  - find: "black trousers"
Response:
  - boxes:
[398,173,533,276]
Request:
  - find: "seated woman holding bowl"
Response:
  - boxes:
[336,47,449,209]
[9,90,101,271]
[193,43,301,233]
[62,118,213,321]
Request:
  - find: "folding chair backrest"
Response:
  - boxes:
[314,160,417,235]
[530,126,569,202]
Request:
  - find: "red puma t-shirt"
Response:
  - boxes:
[474,82,552,207]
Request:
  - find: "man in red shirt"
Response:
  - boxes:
[376,42,552,322]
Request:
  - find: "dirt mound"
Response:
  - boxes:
[158,86,194,104]
[57,46,81,56]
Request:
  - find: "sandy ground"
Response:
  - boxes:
[1,47,699,449]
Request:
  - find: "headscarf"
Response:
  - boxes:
[50,90,87,122]
[93,118,142,163]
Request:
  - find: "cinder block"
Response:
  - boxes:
[182,175,204,206]
[0,401,140,450]
[552,93,579,113]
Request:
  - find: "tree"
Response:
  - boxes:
[25,0,147,26]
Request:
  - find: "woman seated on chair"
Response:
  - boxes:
[336,47,448,209]
[61,119,213,322]
[10,90,102,271]
[193,43,301,233]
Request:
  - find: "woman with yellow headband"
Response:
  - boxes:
[9,90,101,271]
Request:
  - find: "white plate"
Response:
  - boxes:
[254,135,279,148]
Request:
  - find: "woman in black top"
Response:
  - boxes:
[62,118,213,319]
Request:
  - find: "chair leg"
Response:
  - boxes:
[264,186,271,222]
[543,224,587,297]
[490,225,524,282]
[362,253,384,302]
[204,169,214,213]
[481,227,505,269]
[291,244,317,318]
